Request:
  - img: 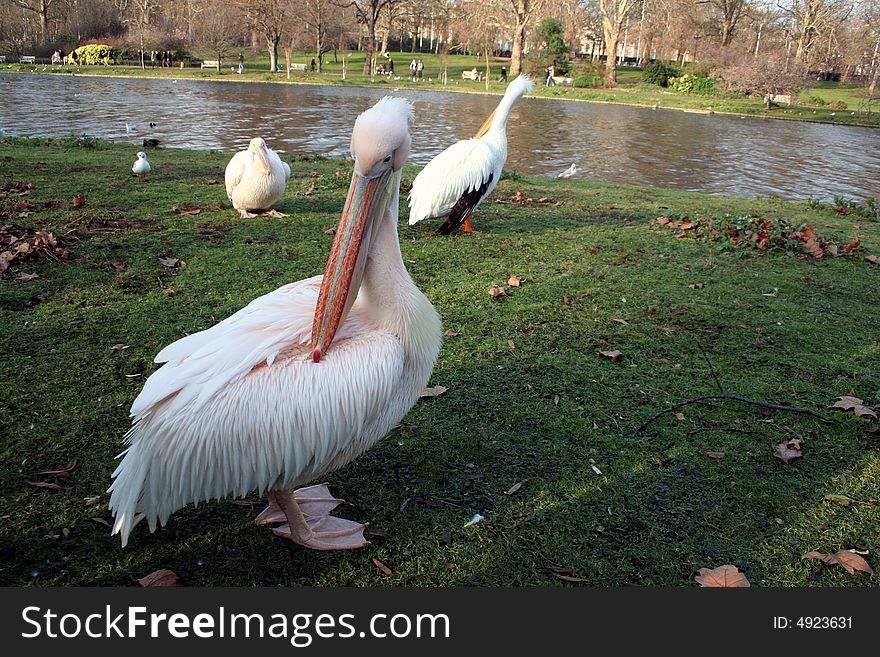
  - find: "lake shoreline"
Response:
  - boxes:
[3,67,878,130]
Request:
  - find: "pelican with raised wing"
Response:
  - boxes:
[225,138,291,218]
[408,74,534,234]
[109,98,442,550]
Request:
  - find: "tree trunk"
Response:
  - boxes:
[268,36,279,72]
[363,17,376,75]
[510,0,528,76]
[316,31,323,72]
[869,55,879,98]
[485,47,490,91]
[604,27,619,83]
[39,2,49,43]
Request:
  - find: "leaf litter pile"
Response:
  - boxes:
[655,213,877,264]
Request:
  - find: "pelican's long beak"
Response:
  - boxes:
[310,167,396,362]
[255,146,271,175]
[474,109,496,138]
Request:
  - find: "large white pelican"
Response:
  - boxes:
[408,75,534,234]
[109,98,442,550]
[225,138,291,218]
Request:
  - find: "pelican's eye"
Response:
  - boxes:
[383,155,392,163]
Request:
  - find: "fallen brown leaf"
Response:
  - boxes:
[842,238,860,254]
[33,460,77,477]
[507,339,516,350]
[705,451,726,460]
[110,344,130,351]
[822,493,854,506]
[866,255,878,264]
[158,256,179,268]
[138,569,183,587]
[802,550,873,575]
[399,496,440,511]
[303,182,315,196]
[612,318,628,326]
[504,481,526,496]
[599,349,623,363]
[110,261,125,271]
[16,272,38,281]
[675,412,686,421]
[90,517,111,528]
[773,438,803,463]
[372,558,393,576]
[71,193,85,208]
[420,385,447,398]
[546,567,589,583]
[507,275,522,287]
[694,565,750,587]
[25,480,65,491]
[206,179,219,185]
[443,330,459,337]
[489,286,506,297]
[688,283,705,289]
[364,528,391,539]
[830,396,877,419]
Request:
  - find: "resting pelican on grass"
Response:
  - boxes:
[225,138,291,218]
[132,151,151,178]
[109,97,442,550]
[408,74,534,234]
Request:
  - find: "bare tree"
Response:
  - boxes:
[236,0,291,73]
[698,0,749,46]
[720,49,806,107]
[13,0,65,44]
[508,0,540,76]
[115,0,159,69]
[338,0,394,75]
[599,0,637,82]
[194,0,242,71]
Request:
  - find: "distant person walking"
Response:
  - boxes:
[499,65,507,83]
[409,58,417,80]
[416,59,424,80]
[238,52,244,74]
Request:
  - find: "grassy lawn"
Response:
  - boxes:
[4,50,879,127]
[0,138,878,587]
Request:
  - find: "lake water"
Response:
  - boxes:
[1,73,878,201]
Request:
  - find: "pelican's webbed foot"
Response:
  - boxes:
[262,209,289,218]
[260,485,369,551]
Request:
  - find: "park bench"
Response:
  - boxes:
[552,76,573,86]
[289,63,307,72]
[20,56,36,64]
[200,60,220,69]
[461,69,483,81]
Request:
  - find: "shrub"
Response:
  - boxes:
[573,75,604,88]
[668,73,715,95]
[642,61,679,87]
[73,44,118,65]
